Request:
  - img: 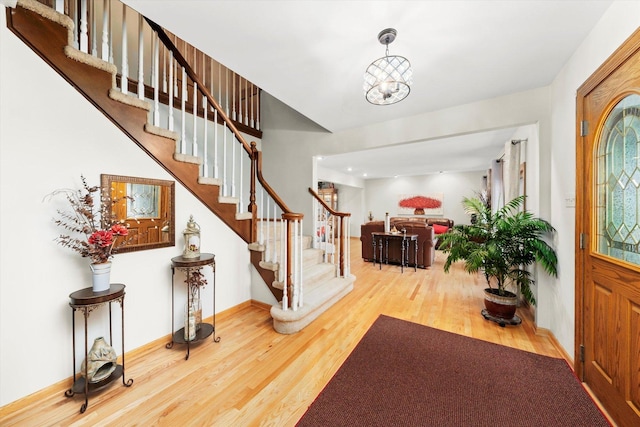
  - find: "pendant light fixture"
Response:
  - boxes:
[363,28,412,105]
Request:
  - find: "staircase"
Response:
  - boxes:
[6,0,354,333]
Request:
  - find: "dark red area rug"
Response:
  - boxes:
[297,315,609,427]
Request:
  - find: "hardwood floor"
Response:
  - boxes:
[1,239,565,426]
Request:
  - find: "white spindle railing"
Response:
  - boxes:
[36,0,313,311]
[47,0,260,137]
[310,191,351,279]
[120,4,127,94]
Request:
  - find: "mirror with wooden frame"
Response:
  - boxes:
[101,174,175,253]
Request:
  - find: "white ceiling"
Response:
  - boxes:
[124,0,612,179]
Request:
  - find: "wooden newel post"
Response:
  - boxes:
[249,142,258,242]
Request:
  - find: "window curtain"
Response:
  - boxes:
[490,159,503,211]
[503,140,522,206]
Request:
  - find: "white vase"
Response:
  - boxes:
[90,262,112,292]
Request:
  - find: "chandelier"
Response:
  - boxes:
[363,28,413,105]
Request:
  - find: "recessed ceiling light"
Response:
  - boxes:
[347,167,353,172]
[363,173,368,177]
[317,156,324,161]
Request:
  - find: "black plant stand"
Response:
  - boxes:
[167,253,220,360]
[481,309,522,327]
[65,284,133,413]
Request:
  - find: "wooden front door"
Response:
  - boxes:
[576,29,640,427]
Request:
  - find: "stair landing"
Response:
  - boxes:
[270,274,355,334]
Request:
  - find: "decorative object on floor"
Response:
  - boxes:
[297,315,608,427]
[439,194,558,325]
[80,336,118,383]
[398,193,443,216]
[47,175,133,292]
[363,28,412,105]
[182,215,201,258]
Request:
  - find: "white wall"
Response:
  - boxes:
[259,0,640,360]
[261,86,551,234]
[365,171,485,226]
[0,10,252,406]
[543,1,640,353]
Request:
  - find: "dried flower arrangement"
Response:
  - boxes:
[47,175,132,264]
[185,270,208,288]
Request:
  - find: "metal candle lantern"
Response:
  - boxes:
[182,215,201,258]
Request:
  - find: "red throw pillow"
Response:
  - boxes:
[432,224,448,234]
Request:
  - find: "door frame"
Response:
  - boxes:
[575,27,640,379]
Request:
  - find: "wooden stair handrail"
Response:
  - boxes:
[253,142,299,216]
[308,188,351,219]
[148,18,302,221]
[145,18,252,156]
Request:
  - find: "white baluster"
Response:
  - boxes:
[161,47,167,93]
[181,66,186,153]
[256,89,260,131]
[232,73,236,121]
[238,147,243,214]
[272,204,277,264]
[299,218,304,306]
[237,76,242,124]
[292,219,298,310]
[231,134,236,197]
[259,189,264,245]
[120,5,128,93]
[265,198,271,261]
[90,0,96,56]
[192,81,198,157]
[168,51,174,131]
[79,0,88,52]
[225,68,229,116]
[218,62,222,115]
[203,99,208,177]
[278,215,282,282]
[222,124,228,196]
[213,109,218,179]
[101,0,109,61]
[153,33,160,126]
[137,15,144,99]
[202,51,208,177]
[250,83,255,129]
[108,0,113,64]
[192,48,198,157]
[281,218,288,310]
[244,78,249,126]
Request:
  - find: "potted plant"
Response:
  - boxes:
[438,194,557,326]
